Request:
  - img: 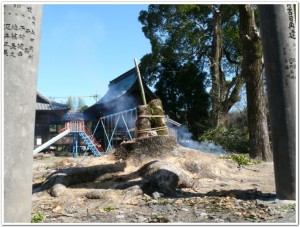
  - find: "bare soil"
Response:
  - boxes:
[31,139,296,224]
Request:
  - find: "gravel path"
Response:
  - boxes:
[32,188,296,224]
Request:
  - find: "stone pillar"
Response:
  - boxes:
[258,5,296,200]
[4,4,43,222]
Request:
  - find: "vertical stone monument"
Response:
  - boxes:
[4,4,43,222]
[258,5,296,200]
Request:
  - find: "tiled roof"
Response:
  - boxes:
[36,91,69,111]
[62,111,89,121]
[36,103,51,110]
[36,102,69,111]
[84,67,157,117]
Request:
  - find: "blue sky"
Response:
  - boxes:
[37,4,151,106]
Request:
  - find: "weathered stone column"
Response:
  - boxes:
[4,4,43,222]
[258,5,296,200]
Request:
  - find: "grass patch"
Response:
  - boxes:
[206,204,230,213]
[284,204,296,210]
[222,154,260,166]
[31,211,46,223]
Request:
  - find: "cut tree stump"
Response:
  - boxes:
[113,136,178,163]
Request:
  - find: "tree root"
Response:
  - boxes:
[138,160,195,196]
[33,162,126,197]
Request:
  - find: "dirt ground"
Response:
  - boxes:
[31,145,297,224]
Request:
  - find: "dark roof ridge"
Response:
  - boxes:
[109,67,137,86]
[37,91,52,104]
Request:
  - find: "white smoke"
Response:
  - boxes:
[176,126,226,155]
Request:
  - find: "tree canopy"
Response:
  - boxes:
[138,4,272,160]
[65,97,88,112]
[139,5,244,128]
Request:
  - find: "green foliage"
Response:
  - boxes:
[65,96,76,110]
[139,5,212,84]
[154,63,210,138]
[139,5,213,127]
[65,97,88,111]
[78,104,88,112]
[77,98,87,112]
[139,5,244,135]
[139,4,243,87]
[206,203,230,213]
[200,125,249,153]
[223,154,259,166]
[31,211,46,223]
[103,206,116,212]
[284,203,296,210]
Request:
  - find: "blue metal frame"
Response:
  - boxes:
[121,113,133,140]
[99,108,137,153]
[92,119,101,137]
[72,133,79,158]
[100,119,111,151]
[106,114,120,153]
[70,130,101,158]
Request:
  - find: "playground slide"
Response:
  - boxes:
[33,129,70,155]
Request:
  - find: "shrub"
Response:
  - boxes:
[199,125,249,153]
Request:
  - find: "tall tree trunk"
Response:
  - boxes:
[210,7,226,127]
[210,6,244,128]
[239,5,272,161]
